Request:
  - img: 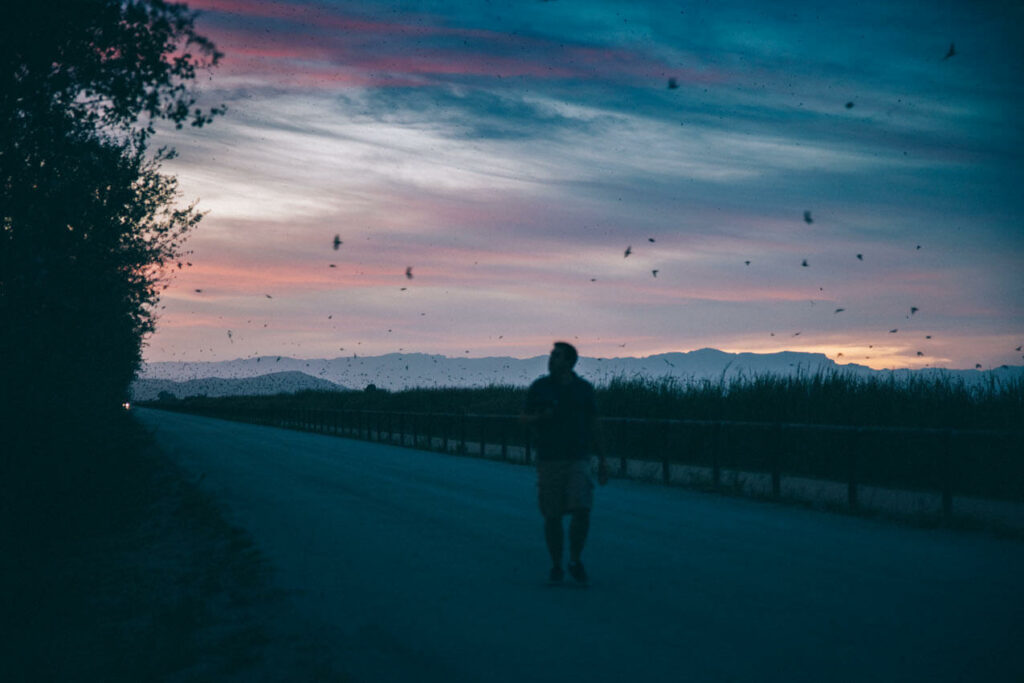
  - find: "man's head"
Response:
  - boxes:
[548,341,578,377]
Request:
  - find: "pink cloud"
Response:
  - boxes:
[189,0,726,88]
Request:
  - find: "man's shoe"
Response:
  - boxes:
[568,561,588,585]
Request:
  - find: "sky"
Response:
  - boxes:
[146,0,1024,370]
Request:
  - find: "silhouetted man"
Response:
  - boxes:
[522,342,608,585]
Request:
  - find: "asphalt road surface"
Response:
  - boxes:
[137,408,1024,683]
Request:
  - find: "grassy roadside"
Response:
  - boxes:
[1,413,347,682]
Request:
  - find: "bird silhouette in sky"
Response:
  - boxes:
[744,260,751,265]
[944,43,956,60]
[329,264,336,268]
[890,329,898,333]
[801,259,809,267]
[667,77,678,89]
[405,266,413,279]
[845,101,854,109]
[194,289,202,293]
[803,210,813,224]
[917,351,924,356]
[652,269,659,277]
[975,363,982,369]
[856,254,863,261]
[910,306,919,315]
[834,308,845,314]
[333,235,342,250]
[648,237,656,243]
[1017,346,1022,352]
[265,294,272,299]
[624,245,632,258]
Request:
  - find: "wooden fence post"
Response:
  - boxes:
[460,414,467,454]
[771,424,782,499]
[618,421,628,477]
[712,423,721,489]
[500,417,508,461]
[661,421,671,484]
[942,430,954,520]
[847,428,859,510]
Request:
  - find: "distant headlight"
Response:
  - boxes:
[122,402,131,410]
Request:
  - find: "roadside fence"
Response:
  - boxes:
[146,403,1024,522]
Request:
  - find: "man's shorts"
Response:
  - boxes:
[537,459,594,518]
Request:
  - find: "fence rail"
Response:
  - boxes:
[146,403,1024,518]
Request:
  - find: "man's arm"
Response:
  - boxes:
[591,415,609,485]
[519,380,547,425]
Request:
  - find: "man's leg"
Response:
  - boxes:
[568,508,590,564]
[544,515,563,568]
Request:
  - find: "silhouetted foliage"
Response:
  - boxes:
[154,373,1023,431]
[1,1,220,470]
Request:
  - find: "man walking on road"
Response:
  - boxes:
[522,342,608,585]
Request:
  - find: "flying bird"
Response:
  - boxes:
[926,335,932,339]
[845,101,854,109]
[333,234,342,250]
[917,351,924,356]
[916,244,921,250]
[801,259,809,267]
[1016,346,1021,352]
[329,264,336,268]
[890,329,898,333]
[910,306,918,315]
[744,260,751,266]
[651,269,659,278]
[667,77,679,89]
[856,254,863,261]
[194,289,203,293]
[648,237,656,243]
[265,294,272,299]
[624,245,632,258]
[405,266,413,279]
[803,210,813,224]
[943,42,956,60]
[834,308,845,314]
[975,363,982,369]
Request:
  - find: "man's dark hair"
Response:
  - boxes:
[553,341,578,367]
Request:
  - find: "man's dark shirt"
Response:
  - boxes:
[524,373,596,461]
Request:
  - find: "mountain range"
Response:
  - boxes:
[131,370,346,401]
[133,348,1024,399]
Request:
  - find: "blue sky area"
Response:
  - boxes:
[148,0,1024,369]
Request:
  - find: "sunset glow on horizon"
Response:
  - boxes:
[145,0,1023,371]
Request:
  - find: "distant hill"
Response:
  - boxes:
[131,371,348,401]
[136,349,1024,393]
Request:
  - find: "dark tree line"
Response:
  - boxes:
[1,1,221,461]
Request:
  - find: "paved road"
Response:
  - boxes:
[137,408,1024,683]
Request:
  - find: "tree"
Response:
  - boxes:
[1,1,221,457]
